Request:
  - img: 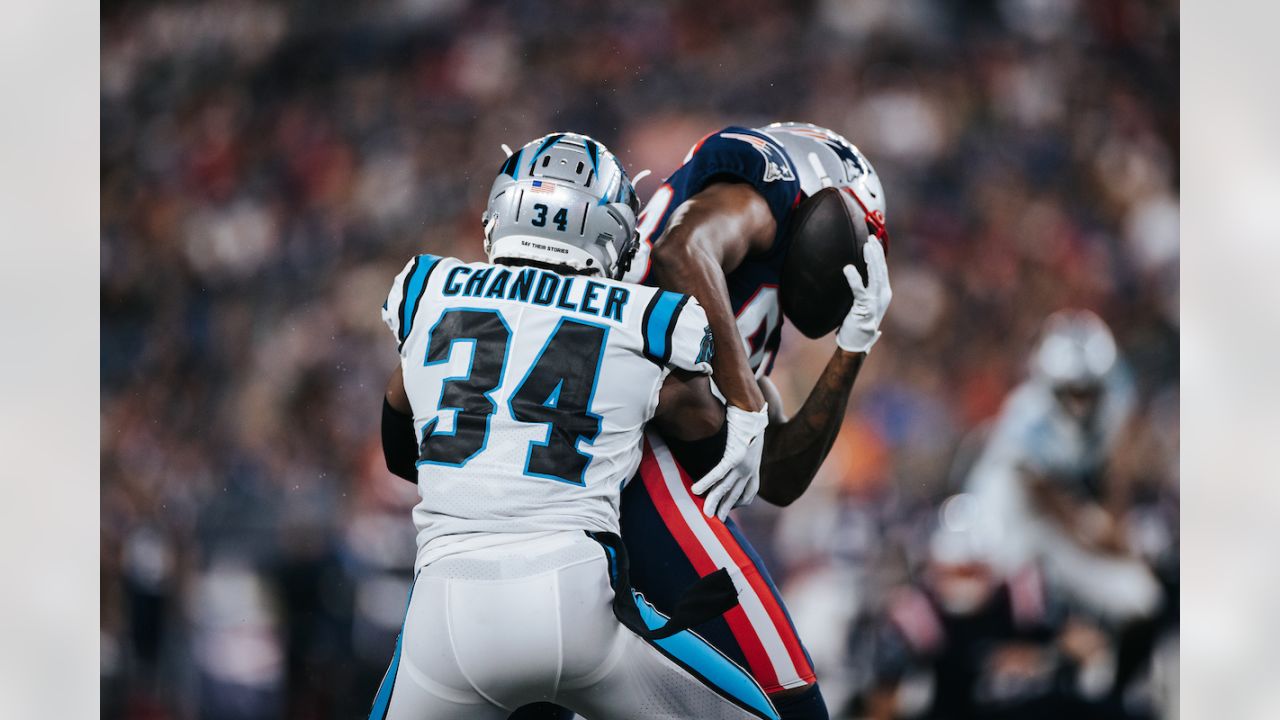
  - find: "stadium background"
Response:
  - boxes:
[100,1,1179,718]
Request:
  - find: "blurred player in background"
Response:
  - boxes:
[964,310,1166,710]
[374,132,777,719]
[860,498,1137,720]
[611,123,893,720]
[965,310,1159,621]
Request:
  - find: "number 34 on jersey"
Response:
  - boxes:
[381,254,713,503]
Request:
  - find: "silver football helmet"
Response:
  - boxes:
[483,132,640,279]
[1031,309,1119,390]
[759,122,890,245]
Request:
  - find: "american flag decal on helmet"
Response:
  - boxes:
[528,180,556,193]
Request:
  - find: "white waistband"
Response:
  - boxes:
[420,530,603,580]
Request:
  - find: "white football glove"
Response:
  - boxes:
[690,404,768,521]
[836,238,892,354]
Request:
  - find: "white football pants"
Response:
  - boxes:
[367,531,777,720]
[969,468,1160,623]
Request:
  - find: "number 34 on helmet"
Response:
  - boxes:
[483,132,641,280]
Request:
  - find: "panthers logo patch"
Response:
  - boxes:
[696,325,715,365]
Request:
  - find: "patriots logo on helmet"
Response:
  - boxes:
[824,139,877,195]
[720,132,796,183]
[779,125,876,191]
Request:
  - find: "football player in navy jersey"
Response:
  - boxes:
[502,124,889,720]
[612,124,894,720]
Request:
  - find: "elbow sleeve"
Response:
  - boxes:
[382,398,419,482]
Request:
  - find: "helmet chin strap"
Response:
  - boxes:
[482,213,498,255]
[600,238,620,278]
[616,230,638,277]
[841,185,891,245]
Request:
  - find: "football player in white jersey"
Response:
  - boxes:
[964,309,1161,624]
[369,133,778,720]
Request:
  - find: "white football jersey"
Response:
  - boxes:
[382,255,714,567]
[973,367,1136,494]
[964,368,1136,573]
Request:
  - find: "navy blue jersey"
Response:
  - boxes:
[622,127,803,375]
[615,131,825,711]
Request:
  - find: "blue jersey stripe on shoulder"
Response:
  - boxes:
[644,291,685,364]
[400,254,441,345]
[632,593,779,719]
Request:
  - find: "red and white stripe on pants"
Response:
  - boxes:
[636,434,815,693]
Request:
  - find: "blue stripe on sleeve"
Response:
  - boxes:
[645,291,684,363]
[400,254,440,343]
[632,593,779,719]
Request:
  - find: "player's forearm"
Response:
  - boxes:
[1025,473,1079,529]
[653,371,726,443]
[382,398,419,482]
[651,239,765,411]
[758,348,865,506]
[383,367,418,482]
[1103,415,1142,519]
[1026,473,1121,554]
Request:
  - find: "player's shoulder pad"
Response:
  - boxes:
[640,288,713,374]
[681,125,801,222]
[381,253,446,351]
[685,126,797,184]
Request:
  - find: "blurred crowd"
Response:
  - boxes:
[100,0,1179,718]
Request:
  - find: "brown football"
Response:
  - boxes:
[780,187,871,339]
